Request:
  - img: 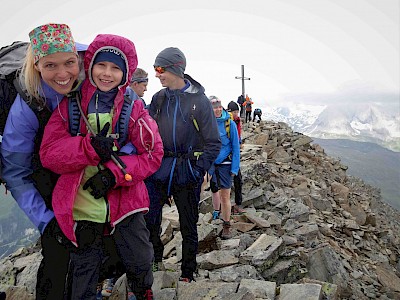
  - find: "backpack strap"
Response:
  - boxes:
[153,88,166,121]
[68,91,81,136]
[12,79,59,208]
[225,118,231,139]
[13,79,51,133]
[68,93,133,147]
[115,95,133,147]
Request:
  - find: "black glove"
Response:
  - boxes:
[83,168,116,199]
[44,218,74,250]
[193,165,205,182]
[90,122,114,163]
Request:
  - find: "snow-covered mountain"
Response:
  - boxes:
[264,102,400,152]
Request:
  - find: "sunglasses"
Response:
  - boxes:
[154,61,184,74]
[154,66,167,74]
[211,100,222,108]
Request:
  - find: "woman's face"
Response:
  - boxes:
[92,61,123,92]
[213,104,223,118]
[35,52,79,94]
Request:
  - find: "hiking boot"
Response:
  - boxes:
[127,291,137,300]
[96,287,102,300]
[101,278,114,297]
[232,205,246,215]
[128,287,153,300]
[151,261,165,272]
[212,210,220,220]
[133,289,153,300]
[179,276,194,283]
[221,220,232,239]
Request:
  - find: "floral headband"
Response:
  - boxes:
[29,23,77,64]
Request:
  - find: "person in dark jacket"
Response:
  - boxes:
[0,23,85,300]
[253,108,262,123]
[237,94,245,118]
[146,47,221,282]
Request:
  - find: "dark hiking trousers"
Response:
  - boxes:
[36,224,70,300]
[69,215,153,298]
[245,111,252,123]
[171,183,201,280]
[113,213,154,294]
[240,106,245,118]
[99,235,126,281]
[233,169,243,205]
[68,222,104,299]
[144,180,165,263]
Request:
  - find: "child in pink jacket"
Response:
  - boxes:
[40,34,163,299]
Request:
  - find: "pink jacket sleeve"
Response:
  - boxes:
[40,98,101,174]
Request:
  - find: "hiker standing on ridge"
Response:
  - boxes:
[125,67,148,107]
[40,34,163,299]
[237,94,245,118]
[0,23,86,300]
[146,47,221,282]
[209,96,240,239]
[227,101,246,214]
[243,94,253,123]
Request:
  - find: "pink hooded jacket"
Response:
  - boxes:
[40,34,163,246]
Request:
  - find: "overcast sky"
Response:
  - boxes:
[1,0,399,108]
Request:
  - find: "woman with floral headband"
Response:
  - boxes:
[0,23,86,299]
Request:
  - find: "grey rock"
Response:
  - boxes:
[1,120,399,300]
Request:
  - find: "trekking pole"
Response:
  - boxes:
[75,97,133,182]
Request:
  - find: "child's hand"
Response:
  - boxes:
[83,168,116,199]
[91,122,114,163]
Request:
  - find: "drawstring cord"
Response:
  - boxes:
[56,95,67,122]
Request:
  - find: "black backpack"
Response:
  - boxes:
[245,101,252,111]
[0,41,30,135]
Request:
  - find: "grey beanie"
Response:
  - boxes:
[154,47,186,78]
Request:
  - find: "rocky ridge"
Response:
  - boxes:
[1,120,399,300]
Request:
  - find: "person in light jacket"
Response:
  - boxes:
[208,96,240,239]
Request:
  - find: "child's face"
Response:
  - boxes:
[92,61,123,92]
[232,110,239,119]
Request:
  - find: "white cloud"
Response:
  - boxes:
[1,0,398,108]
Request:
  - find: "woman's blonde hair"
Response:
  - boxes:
[20,44,44,105]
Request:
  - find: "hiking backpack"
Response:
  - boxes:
[0,41,29,136]
[245,101,252,112]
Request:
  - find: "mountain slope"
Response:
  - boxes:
[312,138,400,210]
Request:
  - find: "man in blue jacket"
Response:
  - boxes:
[146,47,221,282]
